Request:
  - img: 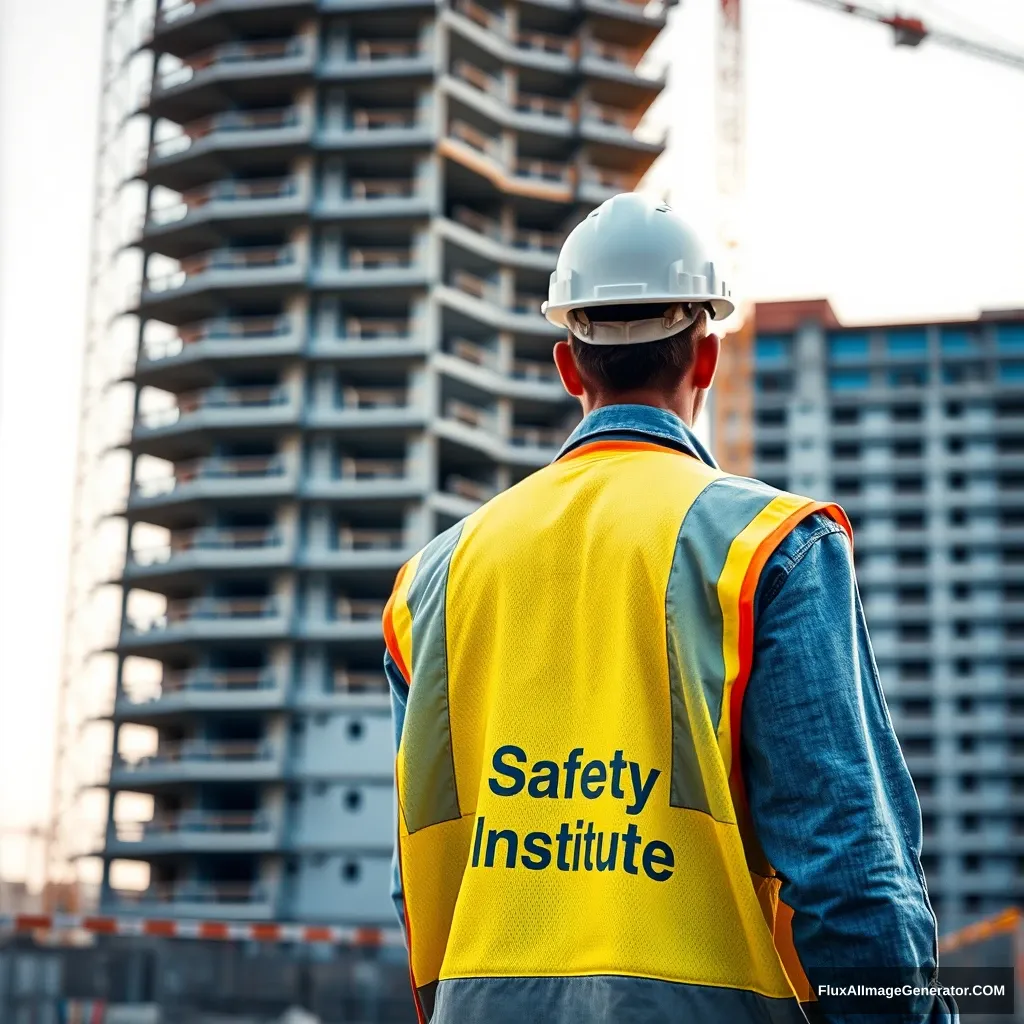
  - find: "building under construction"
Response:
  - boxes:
[55,0,672,926]
[714,299,1024,930]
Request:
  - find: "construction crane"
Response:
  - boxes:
[716,0,1024,265]
[716,0,1024,264]
[711,0,1024,475]
[794,0,1024,72]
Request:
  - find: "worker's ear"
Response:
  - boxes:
[691,332,721,390]
[553,339,585,397]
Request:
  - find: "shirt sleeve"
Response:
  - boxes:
[385,647,410,933]
[743,515,954,1023]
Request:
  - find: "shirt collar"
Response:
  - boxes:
[554,404,719,470]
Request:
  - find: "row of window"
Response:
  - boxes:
[896,696,1024,717]
[757,399,1021,427]
[756,365,1024,393]
[835,475,1024,495]
[892,660,1024,682]
[824,364,1024,391]
[755,324,1024,366]
[862,583,1023,603]
[757,437,1024,461]
[916,774,1024,795]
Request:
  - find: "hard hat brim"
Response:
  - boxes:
[542,293,736,327]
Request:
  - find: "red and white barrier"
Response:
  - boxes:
[0,912,405,946]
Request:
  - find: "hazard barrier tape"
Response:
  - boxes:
[938,906,1021,953]
[0,913,405,946]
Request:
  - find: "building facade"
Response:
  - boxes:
[101,0,672,923]
[729,298,1024,930]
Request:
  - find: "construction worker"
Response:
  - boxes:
[382,193,954,1023]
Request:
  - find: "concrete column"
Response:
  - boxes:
[497,331,514,374]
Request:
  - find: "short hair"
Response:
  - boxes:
[568,303,709,394]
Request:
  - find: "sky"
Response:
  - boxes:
[1,0,1023,885]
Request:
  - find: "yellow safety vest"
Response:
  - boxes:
[384,439,851,1023]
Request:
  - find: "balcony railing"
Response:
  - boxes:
[142,317,291,361]
[343,317,411,340]
[515,93,574,120]
[354,39,421,62]
[446,398,497,433]
[453,59,504,98]
[511,358,560,383]
[347,247,414,270]
[453,205,501,241]
[116,812,273,842]
[160,669,274,694]
[583,166,636,191]
[585,39,641,68]
[511,425,564,448]
[512,293,546,316]
[117,739,275,767]
[158,38,307,91]
[139,386,288,428]
[340,386,408,410]
[584,101,638,131]
[449,119,502,161]
[145,246,296,293]
[451,269,499,303]
[450,337,498,369]
[456,0,505,31]
[133,455,287,498]
[349,178,415,200]
[514,157,573,184]
[452,206,560,254]
[516,29,576,58]
[338,527,406,551]
[135,882,271,906]
[331,669,388,694]
[351,108,419,131]
[126,596,279,634]
[150,107,302,162]
[335,598,387,622]
[444,475,497,503]
[448,121,573,189]
[512,227,561,253]
[178,596,276,620]
[338,457,407,481]
[131,527,282,566]
[148,177,299,227]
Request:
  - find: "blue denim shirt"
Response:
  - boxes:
[386,404,953,1023]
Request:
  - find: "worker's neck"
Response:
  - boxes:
[584,389,697,428]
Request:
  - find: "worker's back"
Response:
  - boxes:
[386,438,843,1024]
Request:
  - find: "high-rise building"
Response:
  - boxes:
[719,298,1024,930]
[100,0,672,924]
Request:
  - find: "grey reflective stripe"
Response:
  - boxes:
[432,975,807,1024]
[400,521,466,834]
[665,476,778,815]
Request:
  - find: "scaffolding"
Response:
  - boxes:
[46,0,156,904]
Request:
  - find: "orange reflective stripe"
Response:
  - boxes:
[383,559,415,683]
[727,501,852,807]
[558,438,690,462]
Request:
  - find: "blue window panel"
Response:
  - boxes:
[996,325,1024,351]
[941,329,976,353]
[754,334,791,366]
[829,332,870,361]
[886,329,929,355]
[830,370,871,391]
[998,362,1024,382]
[889,368,928,387]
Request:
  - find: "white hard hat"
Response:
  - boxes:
[542,192,735,345]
